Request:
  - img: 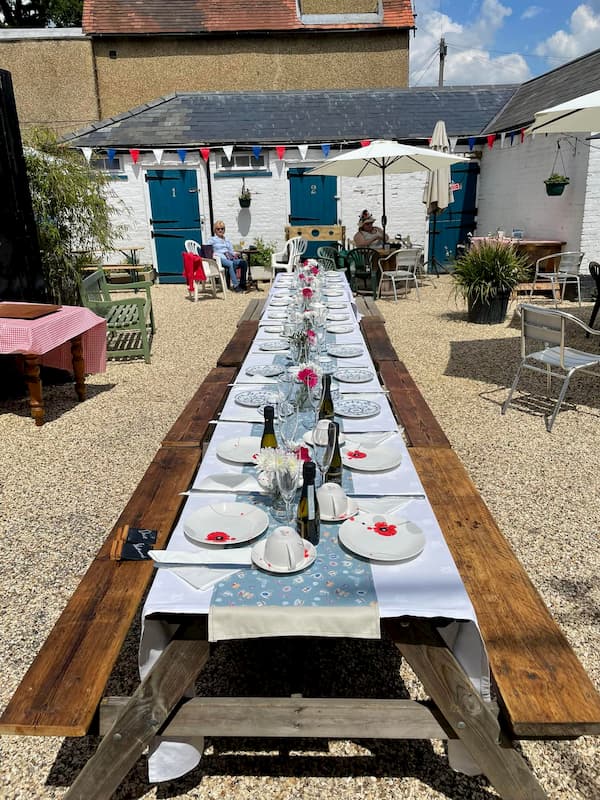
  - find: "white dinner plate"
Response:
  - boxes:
[323,289,344,297]
[270,298,291,307]
[193,473,264,493]
[327,323,355,334]
[333,367,374,383]
[335,399,380,418]
[259,339,290,351]
[235,390,279,408]
[327,344,364,358]
[338,512,426,561]
[251,538,316,574]
[246,364,284,378]
[319,496,359,522]
[184,503,269,546]
[341,443,402,471]
[216,436,262,464]
[327,312,350,321]
[326,300,347,309]
[262,326,285,335]
[267,310,288,319]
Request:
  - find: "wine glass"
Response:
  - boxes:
[276,461,300,525]
[277,402,299,452]
[311,420,335,487]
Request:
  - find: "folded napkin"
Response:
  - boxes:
[192,473,264,494]
[150,548,253,567]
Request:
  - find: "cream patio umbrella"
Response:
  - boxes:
[423,120,455,272]
[307,139,469,244]
[526,89,600,134]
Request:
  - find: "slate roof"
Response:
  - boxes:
[63,86,517,149]
[482,48,600,133]
[82,0,414,35]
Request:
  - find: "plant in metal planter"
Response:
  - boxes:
[452,239,529,324]
[544,173,570,196]
[238,178,252,207]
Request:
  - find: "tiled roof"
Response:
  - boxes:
[63,86,517,149]
[82,0,414,35]
[482,48,600,133]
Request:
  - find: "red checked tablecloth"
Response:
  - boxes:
[0,304,107,373]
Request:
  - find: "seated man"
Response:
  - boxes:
[208,220,248,292]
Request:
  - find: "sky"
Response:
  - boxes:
[409,1,600,86]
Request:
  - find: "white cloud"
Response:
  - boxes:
[410,1,528,86]
[534,5,600,63]
[521,6,543,20]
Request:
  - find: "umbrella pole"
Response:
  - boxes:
[381,164,387,244]
[428,211,447,276]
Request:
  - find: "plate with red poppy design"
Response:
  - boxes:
[217,436,262,464]
[251,537,317,574]
[184,502,270,546]
[341,444,402,471]
[338,512,425,561]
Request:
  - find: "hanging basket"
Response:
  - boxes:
[239,196,251,208]
[544,181,568,197]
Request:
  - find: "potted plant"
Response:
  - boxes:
[238,178,251,207]
[452,239,529,324]
[544,173,570,196]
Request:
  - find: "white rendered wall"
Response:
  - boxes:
[476,134,589,265]
[580,135,600,266]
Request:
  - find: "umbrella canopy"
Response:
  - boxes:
[423,120,454,215]
[526,89,600,134]
[307,139,468,242]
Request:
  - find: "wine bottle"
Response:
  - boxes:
[318,373,335,421]
[296,460,320,546]
[325,421,343,486]
[260,405,278,449]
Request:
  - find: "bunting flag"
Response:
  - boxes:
[509,131,516,145]
[129,148,140,164]
[500,132,506,148]
[321,143,330,157]
[360,139,371,147]
[177,148,187,163]
[449,137,458,152]
[222,145,234,160]
[298,144,309,160]
[468,137,476,151]
[487,134,496,149]
[200,147,210,162]
[252,145,262,159]
[152,148,164,164]
[520,128,526,143]
[81,147,93,163]
[107,147,116,161]
[276,145,286,160]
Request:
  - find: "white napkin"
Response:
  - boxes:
[150,548,253,567]
[191,473,264,494]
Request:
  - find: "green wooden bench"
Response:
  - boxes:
[80,269,156,363]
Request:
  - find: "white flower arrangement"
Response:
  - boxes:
[255,448,300,475]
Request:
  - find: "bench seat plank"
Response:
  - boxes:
[360,318,398,365]
[379,360,451,448]
[0,446,200,737]
[410,445,600,738]
[162,366,236,447]
[217,320,259,368]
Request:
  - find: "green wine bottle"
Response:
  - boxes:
[325,421,343,486]
[318,373,335,421]
[260,405,278,449]
[296,460,320,546]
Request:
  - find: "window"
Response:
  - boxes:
[218,153,267,171]
[91,155,122,172]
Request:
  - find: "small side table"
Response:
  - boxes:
[241,250,265,292]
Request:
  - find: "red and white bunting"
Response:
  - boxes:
[276,145,286,160]
[222,145,234,160]
[152,148,164,164]
[130,148,140,164]
[298,144,309,160]
[200,148,210,162]
[81,147,93,163]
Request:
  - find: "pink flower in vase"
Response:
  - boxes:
[302,287,313,299]
[307,329,316,344]
[298,368,318,388]
[299,272,307,282]
[295,445,311,461]
[310,265,319,276]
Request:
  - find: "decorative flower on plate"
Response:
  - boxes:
[368,520,398,537]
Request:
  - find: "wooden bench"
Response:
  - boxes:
[2,302,599,800]
[80,269,155,363]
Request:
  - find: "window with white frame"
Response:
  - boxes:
[218,152,268,172]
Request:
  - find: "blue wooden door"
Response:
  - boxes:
[289,168,337,258]
[428,161,479,269]
[146,169,201,283]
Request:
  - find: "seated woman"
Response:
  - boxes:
[353,210,387,249]
[208,220,248,292]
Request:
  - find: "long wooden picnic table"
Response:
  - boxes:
[1,292,599,800]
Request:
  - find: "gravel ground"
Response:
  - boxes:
[0,278,598,800]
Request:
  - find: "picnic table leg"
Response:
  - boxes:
[385,619,548,800]
[70,334,86,402]
[23,354,45,426]
[64,623,210,800]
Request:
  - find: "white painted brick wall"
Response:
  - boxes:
[477,133,594,271]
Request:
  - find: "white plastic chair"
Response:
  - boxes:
[184,239,228,299]
[377,248,422,300]
[502,304,600,431]
[271,236,308,275]
[529,251,584,307]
